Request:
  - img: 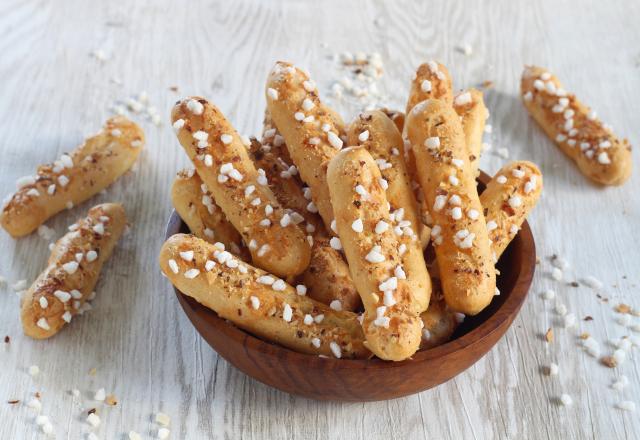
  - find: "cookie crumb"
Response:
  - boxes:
[614,303,631,314]
[601,356,617,368]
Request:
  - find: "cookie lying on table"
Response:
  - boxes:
[521,65,631,186]
[21,203,126,339]
[1,117,143,237]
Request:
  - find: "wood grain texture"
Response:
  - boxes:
[0,0,639,438]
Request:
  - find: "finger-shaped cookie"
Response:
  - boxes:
[481,161,543,258]
[406,61,454,115]
[171,169,246,257]
[20,203,126,339]
[255,117,360,311]
[255,116,323,233]
[171,97,311,278]
[266,61,345,230]
[453,89,489,175]
[521,66,632,186]
[1,117,143,238]
[327,146,422,361]
[406,99,496,316]
[421,162,543,346]
[404,62,455,223]
[159,233,369,359]
[347,110,431,313]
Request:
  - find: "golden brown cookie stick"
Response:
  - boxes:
[404,62,455,231]
[406,61,454,114]
[21,203,126,339]
[420,161,543,347]
[453,89,489,175]
[481,161,543,258]
[406,99,496,315]
[347,110,431,313]
[266,61,345,230]
[171,97,311,278]
[327,147,422,361]
[159,233,369,359]
[521,65,631,185]
[1,117,143,237]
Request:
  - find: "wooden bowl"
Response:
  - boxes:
[163,172,536,401]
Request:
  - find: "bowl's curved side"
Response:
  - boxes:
[176,284,524,401]
[164,183,536,401]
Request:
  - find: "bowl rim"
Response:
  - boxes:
[164,171,536,369]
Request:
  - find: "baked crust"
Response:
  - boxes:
[159,233,369,359]
[266,61,345,230]
[1,117,143,237]
[171,169,246,258]
[521,65,631,185]
[171,97,311,278]
[406,99,496,315]
[21,203,126,339]
[347,110,431,313]
[327,147,421,361]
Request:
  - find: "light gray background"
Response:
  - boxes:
[0,0,638,438]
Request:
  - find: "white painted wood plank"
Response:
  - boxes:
[0,0,638,438]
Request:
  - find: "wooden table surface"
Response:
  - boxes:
[1,0,639,438]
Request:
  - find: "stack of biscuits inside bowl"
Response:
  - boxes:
[160,60,542,362]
